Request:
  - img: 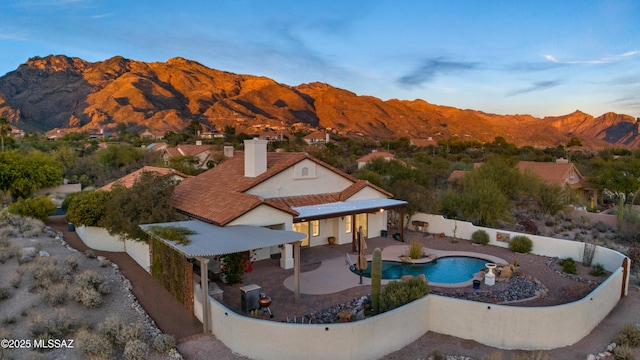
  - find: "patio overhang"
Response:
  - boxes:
[291,198,408,222]
[140,219,306,258]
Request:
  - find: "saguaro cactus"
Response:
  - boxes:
[371,247,382,314]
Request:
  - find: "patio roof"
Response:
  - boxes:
[291,198,408,222]
[140,220,306,258]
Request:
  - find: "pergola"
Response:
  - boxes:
[140,220,306,333]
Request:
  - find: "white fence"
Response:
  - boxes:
[192,214,630,358]
[75,226,151,272]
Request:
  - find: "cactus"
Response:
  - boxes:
[371,248,382,314]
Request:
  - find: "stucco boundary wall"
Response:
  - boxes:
[75,226,151,272]
[193,281,431,360]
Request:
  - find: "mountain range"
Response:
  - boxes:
[0,55,638,148]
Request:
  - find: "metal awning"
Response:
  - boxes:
[140,220,306,258]
[292,198,408,221]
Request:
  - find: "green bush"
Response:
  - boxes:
[408,240,423,259]
[471,230,490,245]
[65,190,111,227]
[559,258,578,275]
[152,334,176,353]
[614,324,640,347]
[589,263,607,277]
[508,236,533,253]
[8,196,56,221]
[379,277,430,313]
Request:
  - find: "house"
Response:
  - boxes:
[144,142,168,152]
[303,131,330,145]
[88,128,114,139]
[140,129,165,140]
[45,128,82,140]
[171,139,406,269]
[410,138,437,147]
[356,150,395,169]
[99,166,190,191]
[162,143,218,169]
[517,160,597,206]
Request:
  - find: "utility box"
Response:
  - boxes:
[239,284,261,312]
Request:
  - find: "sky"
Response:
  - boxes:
[1,0,639,118]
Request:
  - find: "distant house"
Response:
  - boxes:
[10,128,25,139]
[145,142,168,152]
[303,131,330,145]
[88,128,114,140]
[140,129,165,140]
[45,128,82,140]
[162,143,219,169]
[99,166,190,191]
[356,150,395,169]
[410,138,437,147]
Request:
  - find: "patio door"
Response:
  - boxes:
[355,213,368,237]
[292,222,309,247]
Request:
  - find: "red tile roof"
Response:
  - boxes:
[357,151,395,163]
[172,152,392,226]
[517,161,582,187]
[99,166,190,191]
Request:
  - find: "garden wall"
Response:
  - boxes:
[75,226,151,272]
[194,281,431,360]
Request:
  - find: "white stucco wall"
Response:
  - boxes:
[76,226,125,252]
[124,239,151,272]
[227,205,293,228]
[246,159,353,198]
[346,186,388,201]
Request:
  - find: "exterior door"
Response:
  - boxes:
[292,222,309,247]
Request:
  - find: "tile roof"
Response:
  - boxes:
[99,166,189,191]
[172,152,390,226]
[175,144,213,156]
[447,170,469,183]
[357,151,395,163]
[517,161,582,187]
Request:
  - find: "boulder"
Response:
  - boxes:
[19,247,38,263]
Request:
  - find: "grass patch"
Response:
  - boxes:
[148,225,196,245]
[558,257,578,275]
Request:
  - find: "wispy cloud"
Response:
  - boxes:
[398,57,480,86]
[543,51,640,65]
[507,79,563,96]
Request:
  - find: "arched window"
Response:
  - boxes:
[301,167,309,177]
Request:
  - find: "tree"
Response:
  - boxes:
[0,151,63,199]
[96,143,142,168]
[567,137,582,147]
[0,117,11,152]
[8,196,56,221]
[102,172,181,241]
[65,191,112,227]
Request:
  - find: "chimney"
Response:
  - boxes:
[325,132,330,143]
[244,138,268,177]
[223,146,234,158]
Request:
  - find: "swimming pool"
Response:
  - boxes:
[351,257,488,284]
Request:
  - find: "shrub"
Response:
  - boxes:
[559,257,578,275]
[65,255,79,272]
[116,322,147,346]
[123,339,149,360]
[64,190,111,227]
[152,333,176,353]
[98,316,123,343]
[72,270,111,308]
[45,284,68,306]
[408,240,423,259]
[379,277,430,313]
[10,272,22,288]
[613,344,635,360]
[30,257,66,290]
[471,230,490,245]
[508,236,533,253]
[29,309,76,341]
[589,264,607,277]
[0,286,10,300]
[614,324,640,347]
[77,328,114,360]
[8,196,57,221]
[627,244,640,269]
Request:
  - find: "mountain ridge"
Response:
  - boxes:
[0,55,638,148]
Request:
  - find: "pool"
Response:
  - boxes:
[351,257,488,284]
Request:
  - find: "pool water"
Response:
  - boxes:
[352,257,488,284]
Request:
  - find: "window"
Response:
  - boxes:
[311,220,319,237]
[345,215,352,234]
[301,167,309,177]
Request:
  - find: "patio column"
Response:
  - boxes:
[197,257,211,334]
[294,240,301,301]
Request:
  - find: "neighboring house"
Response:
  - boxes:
[88,128,114,139]
[171,139,407,269]
[45,128,82,140]
[303,131,330,145]
[11,128,25,138]
[99,166,190,191]
[410,138,437,147]
[162,143,218,169]
[356,150,395,169]
[140,129,165,140]
[145,142,168,152]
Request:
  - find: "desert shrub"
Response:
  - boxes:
[519,217,538,235]
[72,270,111,308]
[589,264,607,277]
[98,316,123,343]
[152,333,176,353]
[65,255,79,272]
[45,284,68,306]
[627,244,640,269]
[116,322,147,346]
[29,309,76,341]
[10,271,22,288]
[614,324,640,347]
[0,286,10,300]
[85,249,96,258]
[8,196,57,221]
[559,258,578,275]
[508,236,533,253]
[76,328,114,360]
[0,241,20,264]
[613,344,635,360]
[471,229,490,245]
[408,240,423,259]
[123,339,149,360]
[429,350,446,360]
[30,257,66,290]
[379,277,430,313]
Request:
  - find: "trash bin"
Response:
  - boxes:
[393,233,401,241]
[67,222,75,232]
[381,230,388,237]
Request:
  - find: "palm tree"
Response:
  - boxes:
[0,117,10,152]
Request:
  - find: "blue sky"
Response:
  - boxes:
[1,0,639,118]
